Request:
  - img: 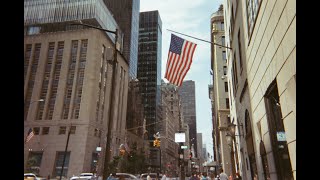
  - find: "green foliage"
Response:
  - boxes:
[108,156,121,173]
[119,142,148,174]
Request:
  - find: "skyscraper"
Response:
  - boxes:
[103,0,140,78]
[24,0,129,178]
[179,80,198,158]
[137,10,162,140]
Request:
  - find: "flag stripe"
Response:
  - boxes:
[167,53,180,81]
[167,52,180,82]
[176,43,197,85]
[172,42,193,85]
[171,41,190,85]
[165,52,175,79]
[177,44,197,86]
[164,34,197,86]
[165,52,174,78]
[170,41,188,83]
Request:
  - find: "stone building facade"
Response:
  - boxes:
[24,28,129,178]
[223,0,296,179]
[210,6,232,176]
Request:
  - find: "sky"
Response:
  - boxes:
[140,0,223,161]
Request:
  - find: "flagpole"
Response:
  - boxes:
[167,29,232,50]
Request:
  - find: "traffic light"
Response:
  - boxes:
[153,139,158,147]
[157,140,161,147]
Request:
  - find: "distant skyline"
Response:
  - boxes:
[140,0,223,160]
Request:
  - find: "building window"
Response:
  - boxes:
[42,127,50,135]
[25,43,41,120]
[246,0,262,37]
[72,39,87,119]
[33,127,40,135]
[232,53,238,96]
[221,36,225,46]
[54,152,70,178]
[70,126,76,134]
[26,152,43,175]
[226,98,230,109]
[59,126,66,135]
[238,30,243,73]
[221,22,224,31]
[94,128,99,137]
[264,81,293,179]
[24,44,32,81]
[222,51,227,62]
[47,41,64,120]
[62,40,78,119]
[223,66,227,75]
[27,26,41,35]
[225,82,228,92]
[229,82,232,107]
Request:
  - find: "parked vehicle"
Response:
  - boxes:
[24,173,47,180]
[115,173,139,180]
[140,173,162,180]
[70,173,96,180]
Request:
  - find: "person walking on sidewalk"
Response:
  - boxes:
[218,168,228,180]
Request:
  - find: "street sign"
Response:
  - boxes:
[175,133,186,142]
[181,145,188,149]
[277,131,286,141]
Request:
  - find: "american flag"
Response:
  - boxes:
[25,128,34,143]
[165,34,197,86]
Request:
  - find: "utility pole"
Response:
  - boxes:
[103,28,118,180]
[178,105,185,180]
[59,125,72,180]
[70,21,119,180]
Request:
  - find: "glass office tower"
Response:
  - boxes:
[137,10,162,140]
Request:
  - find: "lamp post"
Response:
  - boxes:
[227,122,243,178]
[71,21,119,180]
[59,124,72,180]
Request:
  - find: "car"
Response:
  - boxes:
[140,173,162,180]
[24,173,47,180]
[70,173,96,180]
[70,176,87,180]
[115,173,139,180]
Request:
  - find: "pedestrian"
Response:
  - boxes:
[161,173,167,180]
[201,172,208,180]
[47,174,50,180]
[107,174,112,180]
[190,172,198,180]
[147,174,152,180]
[234,172,242,180]
[218,168,228,180]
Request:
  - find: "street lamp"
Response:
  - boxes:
[226,122,243,178]
[71,21,119,180]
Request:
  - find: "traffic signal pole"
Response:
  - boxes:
[154,137,162,173]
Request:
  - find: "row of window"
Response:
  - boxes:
[30,126,76,135]
[27,150,100,178]
[25,44,42,120]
